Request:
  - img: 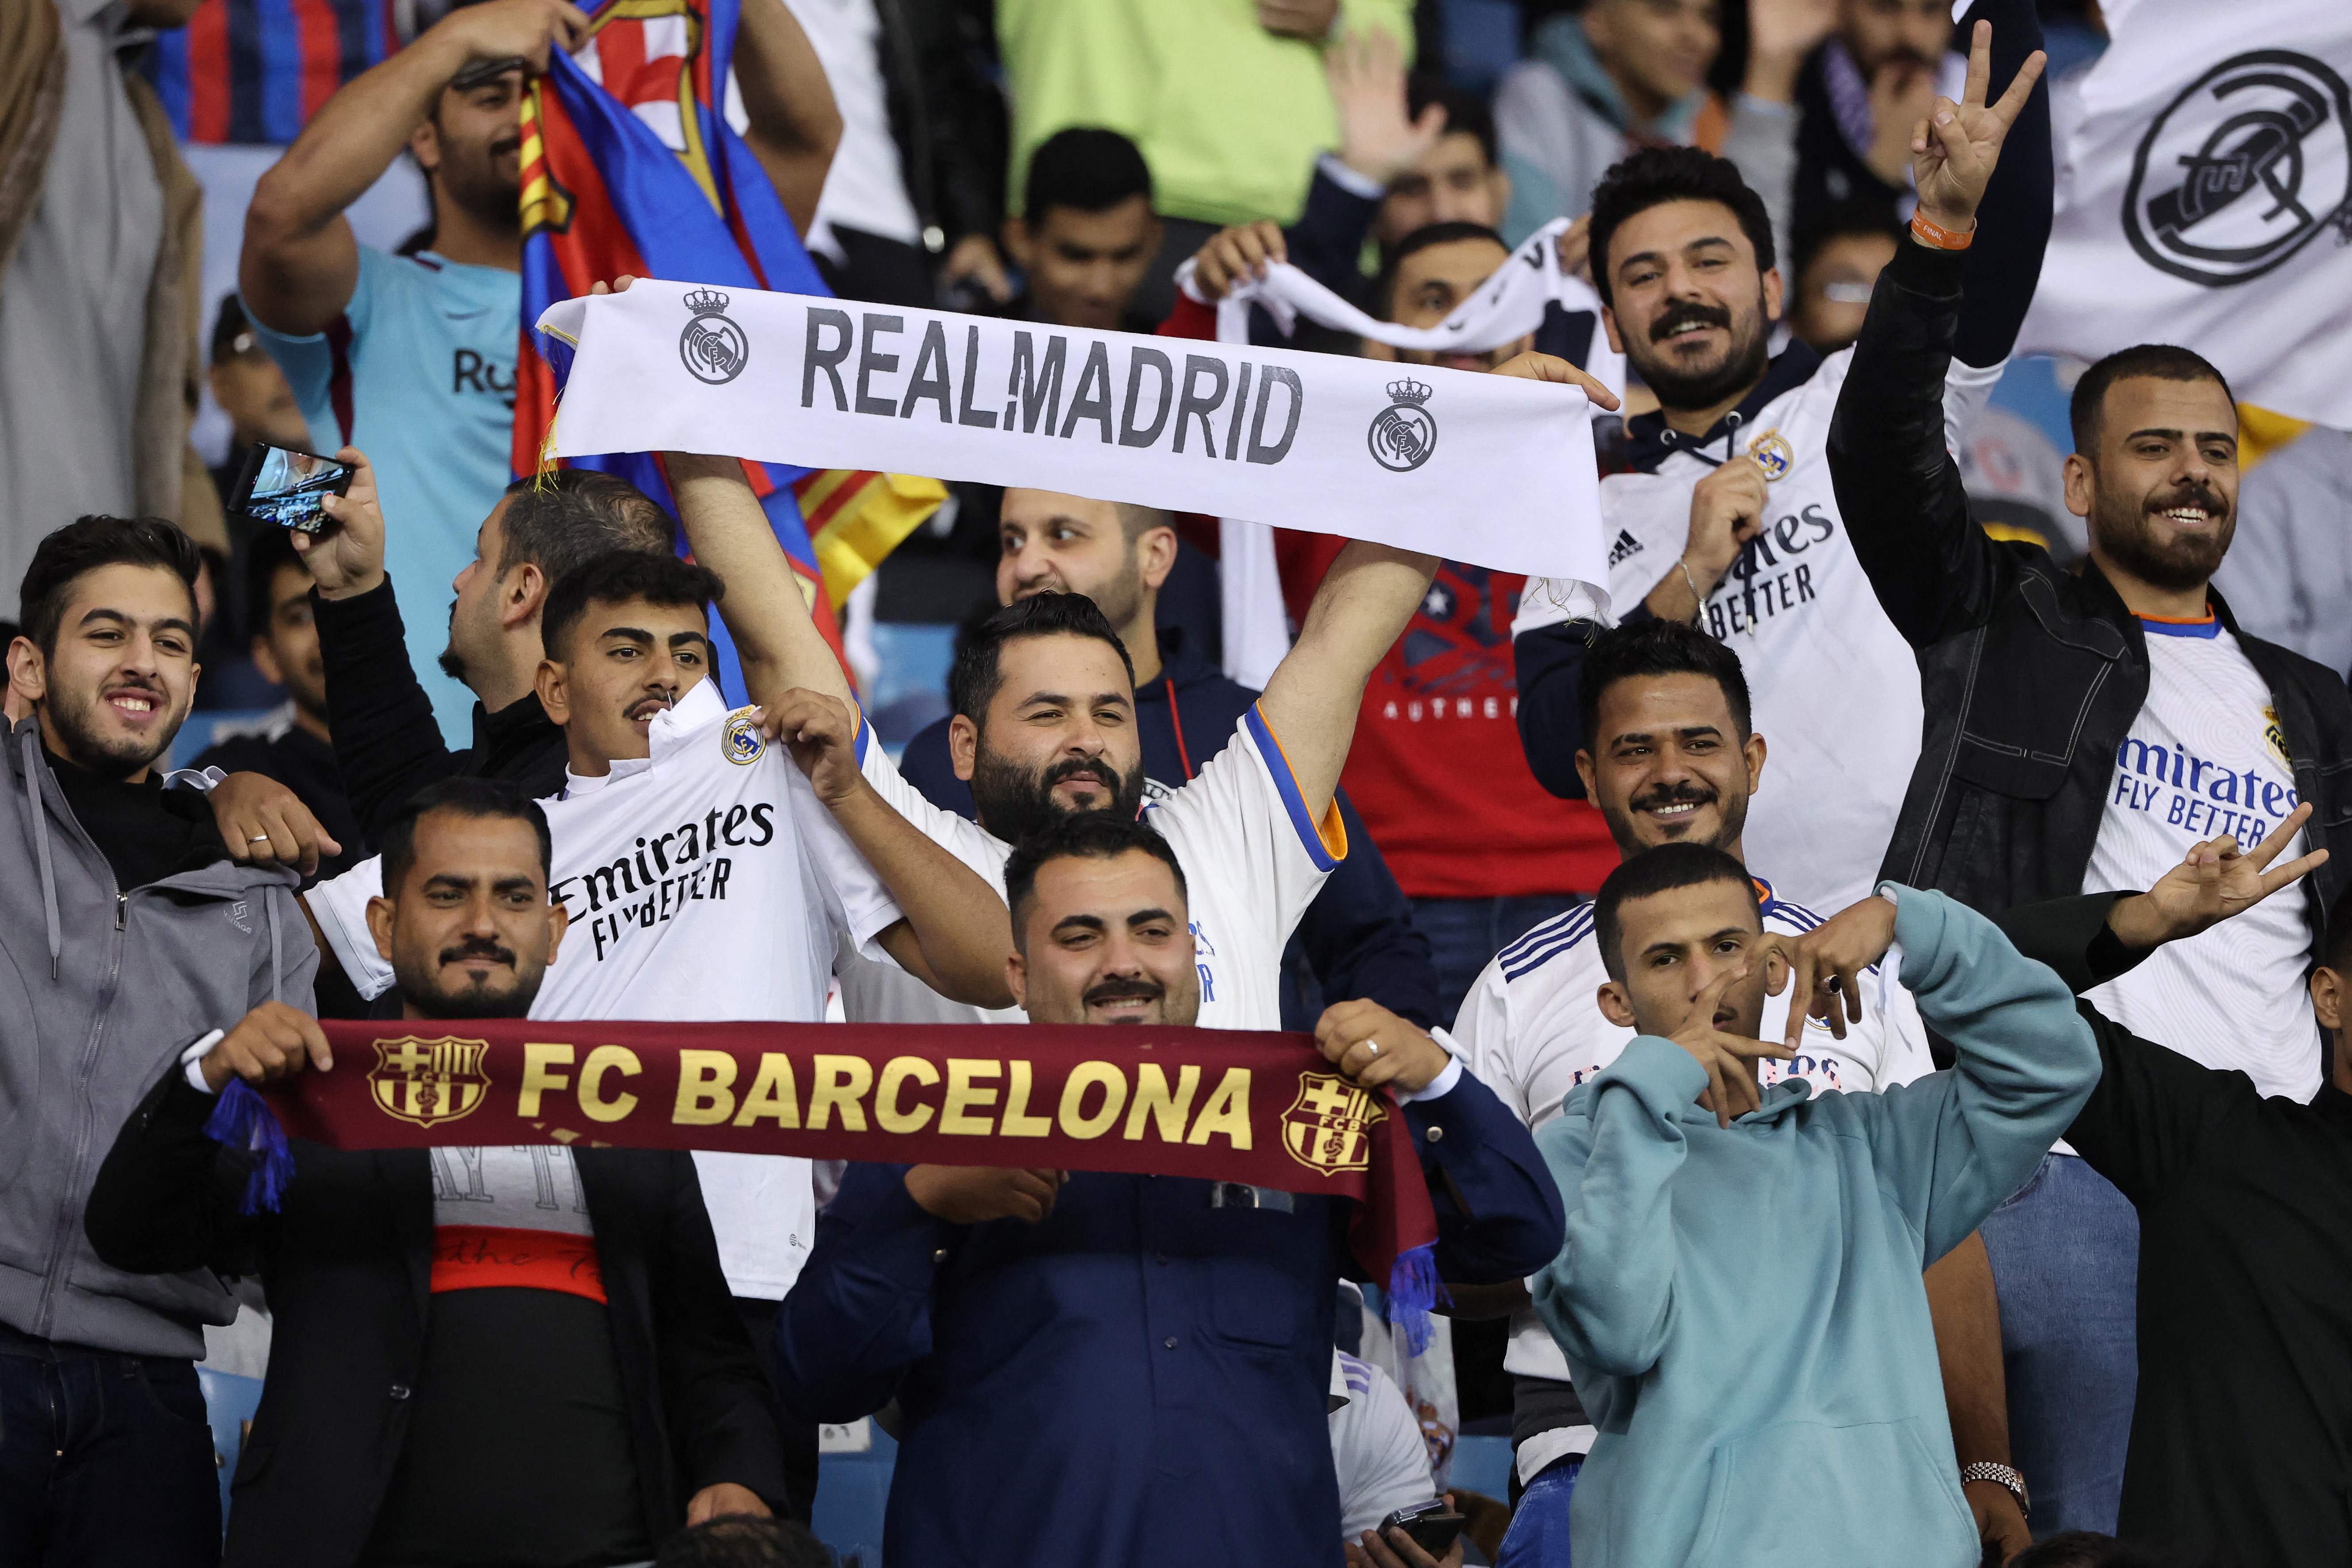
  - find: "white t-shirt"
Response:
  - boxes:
[1451,875,1936,1481]
[2083,619,2319,1101]
[781,0,923,254]
[1513,348,2004,916]
[307,681,905,1298]
[836,703,1342,1029]
[1330,1350,1438,1541]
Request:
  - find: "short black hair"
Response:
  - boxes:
[243,525,307,645]
[18,515,202,658]
[2325,882,2352,979]
[211,293,261,365]
[2068,344,2236,454]
[1792,196,1903,288]
[654,1515,831,1568]
[1024,127,1153,226]
[1577,618,1753,755]
[379,776,553,899]
[1587,146,1777,309]
[1407,73,1496,168]
[947,591,1137,724]
[1001,809,1187,949]
[1593,841,1759,982]
[498,468,678,590]
[540,550,722,663]
[1376,220,1510,320]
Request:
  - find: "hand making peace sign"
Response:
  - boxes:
[1910,20,2048,236]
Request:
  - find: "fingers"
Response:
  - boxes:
[1991,49,2047,129]
[2259,846,2330,898]
[1490,352,1621,410]
[292,1008,334,1074]
[1962,18,1992,108]
[2248,801,2315,869]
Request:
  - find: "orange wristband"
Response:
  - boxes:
[1910,212,1976,250]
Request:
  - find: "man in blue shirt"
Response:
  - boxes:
[775,810,1563,1567]
[237,0,839,738]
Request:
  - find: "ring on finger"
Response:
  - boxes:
[1364,1040,1380,1058]
[249,834,274,844]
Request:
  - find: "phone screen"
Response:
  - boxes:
[234,443,356,533]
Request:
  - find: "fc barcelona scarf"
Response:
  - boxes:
[205,1021,1450,1347]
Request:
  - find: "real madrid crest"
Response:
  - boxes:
[369,1036,491,1129]
[680,288,750,385]
[1368,377,1438,473]
[1746,428,1794,482]
[1280,1070,1388,1176]
[722,707,767,766]
[2263,703,2291,768]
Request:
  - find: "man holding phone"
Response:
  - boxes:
[237,0,839,738]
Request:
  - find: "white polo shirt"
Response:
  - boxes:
[836,703,1343,1029]
[308,680,904,1298]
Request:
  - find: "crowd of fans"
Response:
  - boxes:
[2,0,2348,1565]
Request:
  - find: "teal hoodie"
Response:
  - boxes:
[1532,886,2098,1568]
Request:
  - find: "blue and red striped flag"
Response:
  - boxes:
[515,0,941,687]
[145,0,394,145]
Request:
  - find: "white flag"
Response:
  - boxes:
[537,281,1608,596]
[2019,0,2352,425]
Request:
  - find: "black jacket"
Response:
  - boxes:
[1830,239,2352,959]
[871,0,1006,256]
[898,629,1443,1028]
[84,1072,788,1567]
[313,576,569,846]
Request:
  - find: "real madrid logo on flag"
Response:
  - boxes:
[680,289,750,385]
[369,1036,492,1129]
[1367,378,1438,473]
[1280,1071,1388,1176]
[722,707,767,765]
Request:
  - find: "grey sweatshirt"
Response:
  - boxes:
[1,717,315,1356]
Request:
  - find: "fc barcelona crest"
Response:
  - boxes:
[369,1036,492,1129]
[1280,1071,1388,1177]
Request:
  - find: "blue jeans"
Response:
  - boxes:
[1409,895,1589,1025]
[0,1335,221,1564]
[1978,1152,2139,1539]
[1495,1456,1579,1568]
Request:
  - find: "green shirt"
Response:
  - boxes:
[998,0,1415,229]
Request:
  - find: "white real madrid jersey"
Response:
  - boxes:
[1515,348,2003,916]
[1451,877,1935,1396]
[2083,620,2318,1100]
[306,679,904,1298]
[836,704,1342,1029]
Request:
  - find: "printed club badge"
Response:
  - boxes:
[370,1036,491,1129]
[1747,428,1794,482]
[1280,1071,1388,1177]
[723,708,767,765]
[2264,703,2291,767]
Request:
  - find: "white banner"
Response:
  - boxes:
[537,281,1607,587]
[2018,0,2352,425]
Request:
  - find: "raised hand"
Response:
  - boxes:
[1315,998,1455,1096]
[1330,29,1446,185]
[1779,894,1900,1052]
[200,1001,335,1094]
[438,0,590,73]
[1911,20,2047,232]
[208,770,343,876]
[2106,802,2330,950]
[759,689,864,805]
[297,447,387,601]
[1666,964,1796,1128]
[1491,351,1623,412]
[1742,0,1839,104]
[1190,221,1288,303]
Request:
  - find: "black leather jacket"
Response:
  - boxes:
[1830,239,2352,963]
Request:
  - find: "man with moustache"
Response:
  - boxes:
[238,0,837,733]
[773,810,1563,1568]
[84,779,790,1565]
[1828,6,2352,1537]
[1510,7,2052,919]
[0,516,317,1561]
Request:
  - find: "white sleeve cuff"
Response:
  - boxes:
[162,765,227,794]
[1400,1026,1468,1103]
[1315,151,1388,201]
[182,1029,225,1094]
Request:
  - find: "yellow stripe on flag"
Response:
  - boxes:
[805,472,948,607]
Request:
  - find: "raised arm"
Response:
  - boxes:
[1826,20,2045,649]
[732,0,842,237]
[241,0,586,334]
[664,451,855,707]
[1951,0,2053,370]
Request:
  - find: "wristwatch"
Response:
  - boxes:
[1960,1461,2031,1517]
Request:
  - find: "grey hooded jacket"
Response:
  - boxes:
[2,717,316,1356]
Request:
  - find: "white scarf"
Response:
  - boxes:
[537,283,1609,624]
[1187,218,1624,686]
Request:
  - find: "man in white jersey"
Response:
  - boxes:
[1509,4,2054,917]
[86,779,789,1560]
[1453,618,2042,1564]
[655,343,1614,1036]
[1824,24,2352,1542]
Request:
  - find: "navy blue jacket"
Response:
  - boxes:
[899,630,1442,1028]
[773,1071,1562,1568]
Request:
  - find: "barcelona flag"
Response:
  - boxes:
[514,0,941,682]
[145,0,395,144]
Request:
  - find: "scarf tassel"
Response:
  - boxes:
[203,1077,294,1215]
[1385,1242,1449,1356]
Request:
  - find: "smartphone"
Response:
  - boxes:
[1378,1500,1465,1560]
[231,443,356,534]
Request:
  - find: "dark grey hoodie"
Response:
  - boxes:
[1,717,315,1356]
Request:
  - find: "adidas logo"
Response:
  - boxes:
[1607,528,1644,567]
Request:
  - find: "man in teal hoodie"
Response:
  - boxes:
[1534,842,2098,1567]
